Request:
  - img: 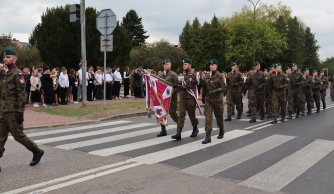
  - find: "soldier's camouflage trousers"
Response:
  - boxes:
[177,98,199,129]
[304,88,314,112]
[272,90,286,118]
[248,89,265,118]
[288,87,304,113]
[0,112,39,157]
[227,91,242,116]
[265,91,273,115]
[169,95,178,123]
[320,90,326,108]
[312,90,321,109]
[204,100,224,132]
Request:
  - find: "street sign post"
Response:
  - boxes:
[96,9,117,109]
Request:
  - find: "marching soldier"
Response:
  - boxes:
[156,59,179,137]
[303,69,314,115]
[329,74,334,101]
[312,70,322,113]
[287,64,305,119]
[319,70,329,109]
[269,64,289,124]
[171,58,199,141]
[0,48,44,172]
[265,68,274,118]
[201,59,227,144]
[243,61,267,123]
[225,62,243,121]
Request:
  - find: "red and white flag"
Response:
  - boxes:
[145,74,173,126]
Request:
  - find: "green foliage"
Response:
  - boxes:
[321,57,334,75]
[304,27,320,69]
[122,10,149,47]
[130,40,188,73]
[29,6,133,70]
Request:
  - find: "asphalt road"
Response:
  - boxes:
[1,96,334,194]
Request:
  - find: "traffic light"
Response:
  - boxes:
[69,4,80,23]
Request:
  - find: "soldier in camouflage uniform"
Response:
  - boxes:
[312,70,322,113]
[171,58,199,141]
[156,59,179,137]
[265,68,274,118]
[225,62,243,121]
[287,64,305,119]
[319,71,329,110]
[201,59,227,144]
[329,74,334,101]
[244,62,267,123]
[303,69,314,115]
[269,64,289,124]
[0,48,44,172]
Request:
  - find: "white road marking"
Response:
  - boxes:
[182,134,295,177]
[34,123,154,144]
[240,139,334,192]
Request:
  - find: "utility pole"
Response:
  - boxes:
[247,0,260,65]
[81,0,87,106]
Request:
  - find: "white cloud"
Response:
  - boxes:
[1,0,333,60]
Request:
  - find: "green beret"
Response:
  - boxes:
[209,59,218,65]
[313,70,318,73]
[163,59,171,64]
[3,48,17,56]
[253,61,260,67]
[271,64,278,68]
[291,63,297,67]
[231,62,237,67]
[183,58,192,64]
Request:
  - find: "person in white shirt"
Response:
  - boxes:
[105,67,113,100]
[95,68,103,100]
[30,70,42,108]
[113,67,122,99]
[58,67,69,105]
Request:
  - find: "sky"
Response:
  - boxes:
[0,0,333,60]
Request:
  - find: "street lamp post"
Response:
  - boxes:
[80,0,87,106]
[247,0,260,65]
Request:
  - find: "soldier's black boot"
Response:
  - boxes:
[190,126,199,137]
[281,114,286,122]
[271,117,277,124]
[323,103,326,110]
[249,117,256,123]
[202,132,211,144]
[217,128,225,139]
[237,113,242,119]
[301,111,306,116]
[157,125,167,137]
[295,111,300,118]
[316,107,320,113]
[288,112,293,119]
[171,128,182,140]
[307,109,312,115]
[30,149,44,166]
[224,115,232,121]
[260,114,265,120]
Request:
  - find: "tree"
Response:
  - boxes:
[29,6,133,70]
[304,27,320,69]
[286,17,305,67]
[321,57,334,75]
[130,40,188,73]
[122,10,149,47]
[179,20,192,51]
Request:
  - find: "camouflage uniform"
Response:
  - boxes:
[304,75,314,114]
[244,70,267,122]
[270,71,289,123]
[0,67,39,158]
[202,71,227,135]
[319,75,329,109]
[312,75,322,112]
[329,75,334,101]
[225,71,243,120]
[265,72,273,118]
[173,69,199,140]
[158,70,179,123]
[287,70,305,118]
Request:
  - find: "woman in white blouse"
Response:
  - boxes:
[30,70,42,108]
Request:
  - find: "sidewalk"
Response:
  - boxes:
[23,97,148,129]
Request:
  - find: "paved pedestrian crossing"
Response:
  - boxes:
[22,103,334,193]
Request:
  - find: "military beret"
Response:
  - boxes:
[319,70,324,73]
[271,64,278,68]
[231,62,237,67]
[3,48,17,56]
[209,59,219,65]
[183,58,192,64]
[253,61,260,67]
[291,63,297,67]
[163,59,171,64]
[313,70,318,73]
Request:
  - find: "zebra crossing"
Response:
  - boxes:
[22,103,334,193]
